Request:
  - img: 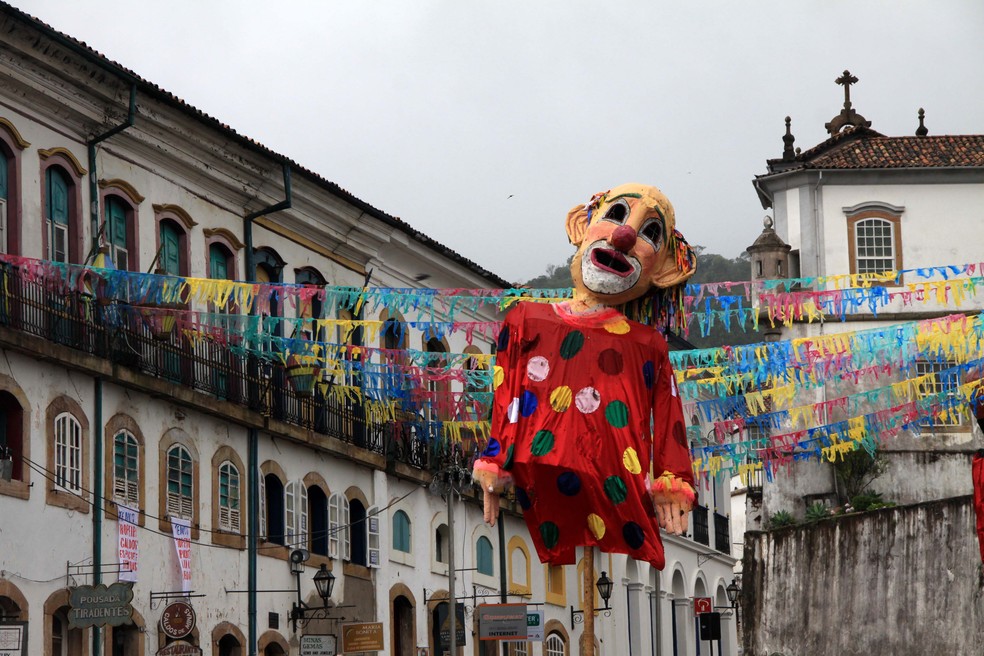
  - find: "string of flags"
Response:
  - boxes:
[3,251,983,483]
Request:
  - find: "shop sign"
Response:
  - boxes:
[0,621,28,656]
[300,634,337,656]
[68,582,134,629]
[156,639,202,656]
[341,622,384,652]
[160,601,196,640]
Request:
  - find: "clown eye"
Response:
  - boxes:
[601,199,630,225]
[639,218,664,248]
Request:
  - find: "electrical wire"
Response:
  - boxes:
[22,456,418,552]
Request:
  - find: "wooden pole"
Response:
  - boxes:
[580,546,595,656]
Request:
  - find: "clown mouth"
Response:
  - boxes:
[590,248,633,277]
[579,241,642,295]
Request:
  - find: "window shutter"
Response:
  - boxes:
[285,481,297,547]
[328,493,340,559]
[367,505,380,568]
[341,498,351,561]
[167,490,182,518]
[0,198,6,255]
[258,471,267,541]
[299,484,309,551]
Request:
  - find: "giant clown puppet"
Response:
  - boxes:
[473,183,699,569]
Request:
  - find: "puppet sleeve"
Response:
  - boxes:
[473,303,526,491]
[650,337,697,501]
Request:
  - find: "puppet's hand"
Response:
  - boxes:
[473,460,506,527]
[650,471,696,535]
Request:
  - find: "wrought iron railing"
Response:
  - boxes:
[713,512,731,554]
[692,504,709,546]
[0,263,440,471]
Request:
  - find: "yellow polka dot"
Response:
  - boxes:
[493,366,504,390]
[587,513,606,540]
[550,386,572,412]
[622,447,642,475]
[604,319,630,335]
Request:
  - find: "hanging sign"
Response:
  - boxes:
[527,611,545,642]
[171,518,192,593]
[477,603,528,640]
[118,504,139,582]
[160,601,196,640]
[693,597,712,615]
[68,582,134,629]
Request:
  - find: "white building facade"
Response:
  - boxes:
[0,5,734,656]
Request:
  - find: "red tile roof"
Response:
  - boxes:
[808,134,984,169]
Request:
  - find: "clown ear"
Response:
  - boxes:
[649,233,698,289]
[565,203,590,246]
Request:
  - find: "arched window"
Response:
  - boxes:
[112,430,140,507]
[350,498,367,566]
[392,510,411,554]
[263,473,285,545]
[295,268,326,341]
[45,166,71,263]
[218,461,241,533]
[53,412,82,494]
[435,523,450,564]
[424,337,448,430]
[545,632,565,656]
[104,194,135,271]
[308,485,328,557]
[476,536,494,576]
[0,143,8,254]
[166,445,194,520]
[159,220,185,276]
[209,243,233,281]
[0,389,25,488]
[845,203,904,279]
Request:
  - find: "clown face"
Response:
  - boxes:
[566,183,691,308]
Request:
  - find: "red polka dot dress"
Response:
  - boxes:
[479,301,694,568]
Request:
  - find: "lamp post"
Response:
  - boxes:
[429,443,471,655]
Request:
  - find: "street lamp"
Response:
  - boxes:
[290,551,337,632]
[725,577,740,608]
[570,571,615,627]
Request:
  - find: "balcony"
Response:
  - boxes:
[0,262,451,472]
[714,512,730,554]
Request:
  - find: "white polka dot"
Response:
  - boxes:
[575,387,601,414]
[508,398,520,423]
[527,356,550,382]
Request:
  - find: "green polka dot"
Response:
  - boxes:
[540,521,560,548]
[531,430,555,456]
[604,476,628,505]
[559,330,585,359]
[502,444,515,471]
[605,400,629,428]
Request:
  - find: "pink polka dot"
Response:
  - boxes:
[575,387,601,414]
[527,356,550,382]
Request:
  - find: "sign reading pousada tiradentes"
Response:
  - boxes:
[68,582,134,629]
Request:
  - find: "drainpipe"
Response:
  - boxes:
[86,83,136,656]
[87,84,137,249]
[244,163,292,656]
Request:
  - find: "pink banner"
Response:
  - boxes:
[118,505,139,582]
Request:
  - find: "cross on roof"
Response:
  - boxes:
[836,70,859,110]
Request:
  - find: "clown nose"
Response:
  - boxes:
[610,225,637,251]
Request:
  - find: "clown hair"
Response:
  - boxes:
[617,229,696,334]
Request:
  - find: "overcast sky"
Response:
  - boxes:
[15,1,984,284]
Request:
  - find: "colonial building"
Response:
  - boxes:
[0,3,735,656]
[747,71,984,522]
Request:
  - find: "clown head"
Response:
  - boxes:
[566,183,697,311]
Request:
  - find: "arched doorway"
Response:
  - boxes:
[393,594,414,656]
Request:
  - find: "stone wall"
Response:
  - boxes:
[743,495,984,656]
